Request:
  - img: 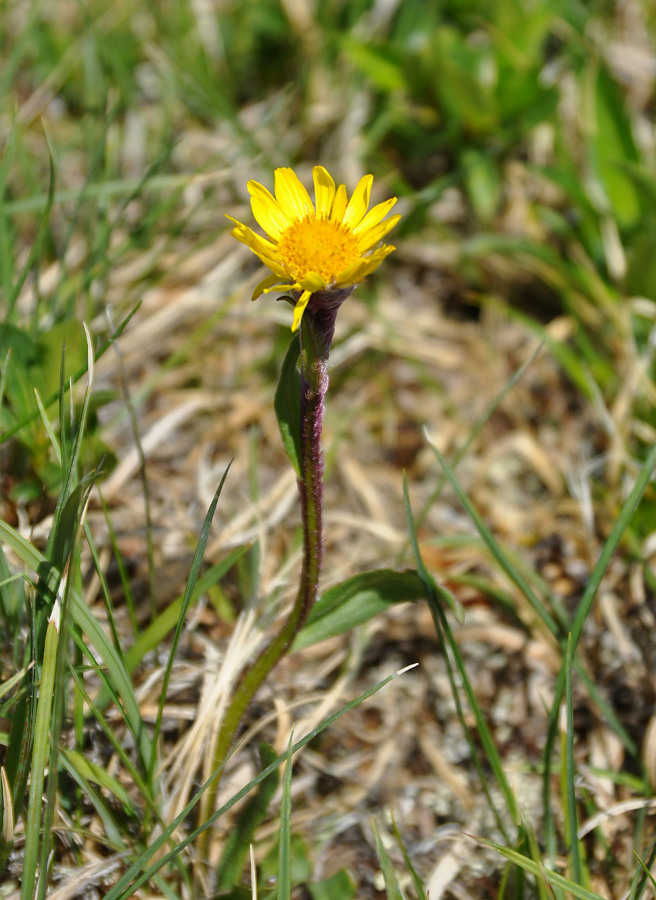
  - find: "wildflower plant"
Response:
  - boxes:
[208,167,410,803]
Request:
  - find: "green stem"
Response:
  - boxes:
[202,308,332,829]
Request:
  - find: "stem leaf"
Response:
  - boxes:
[294,568,428,651]
[274,334,302,477]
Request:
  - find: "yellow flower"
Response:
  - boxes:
[227,166,401,331]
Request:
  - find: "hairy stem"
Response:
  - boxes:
[202,307,334,832]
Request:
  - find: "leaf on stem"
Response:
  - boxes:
[274,333,302,477]
[294,568,429,650]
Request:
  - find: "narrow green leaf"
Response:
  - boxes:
[403,474,519,834]
[151,462,233,780]
[475,837,606,900]
[60,747,135,815]
[277,736,294,900]
[0,767,14,871]
[371,819,405,900]
[58,750,129,850]
[22,601,60,900]
[425,433,562,636]
[274,333,302,477]
[390,812,426,900]
[4,471,95,828]
[0,540,23,627]
[294,568,429,651]
[66,664,165,828]
[542,441,656,857]
[10,133,56,310]
[0,123,19,305]
[564,634,582,885]
[70,592,153,772]
[630,841,656,899]
[217,744,279,889]
[0,665,28,706]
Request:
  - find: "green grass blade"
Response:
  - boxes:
[69,592,153,773]
[370,819,405,900]
[82,517,126,654]
[0,540,23,631]
[51,324,95,520]
[542,441,656,853]
[575,666,636,756]
[3,460,95,828]
[21,599,60,899]
[629,840,656,899]
[277,734,294,900]
[33,387,62,466]
[59,750,127,851]
[570,442,656,653]
[425,434,563,637]
[9,134,56,311]
[96,490,139,637]
[66,661,176,837]
[0,503,152,785]
[37,568,74,900]
[403,474,519,835]
[409,339,545,538]
[0,124,19,311]
[475,837,606,900]
[564,634,582,886]
[389,812,426,900]
[217,743,279,889]
[0,767,15,871]
[150,461,233,781]
[0,665,29,706]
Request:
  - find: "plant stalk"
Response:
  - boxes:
[202,303,336,831]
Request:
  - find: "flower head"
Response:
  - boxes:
[227,166,401,331]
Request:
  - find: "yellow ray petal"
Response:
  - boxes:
[256,256,288,277]
[353,197,398,235]
[247,181,290,239]
[356,214,402,252]
[226,216,278,256]
[274,168,314,221]
[330,184,348,222]
[337,244,395,284]
[343,174,373,229]
[291,290,312,331]
[263,282,300,293]
[252,273,282,301]
[297,271,328,293]
[313,166,336,218]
